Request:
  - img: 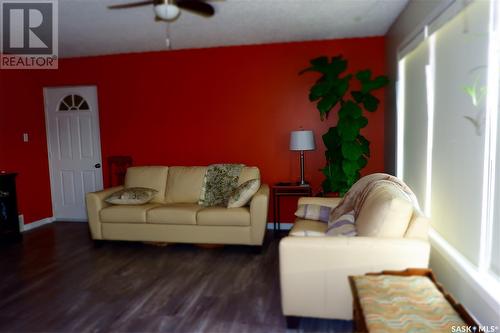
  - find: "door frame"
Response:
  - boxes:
[43,85,104,222]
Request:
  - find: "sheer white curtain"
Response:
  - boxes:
[399,1,492,265]
[430,0,489,265]
[402,40,429,208]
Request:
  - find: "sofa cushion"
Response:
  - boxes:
[165,166,207,203]
[356,183,413,238]
[197,207,250,226]
[100,204,160,223]
[295,204,331,222]
[238,167,260,185]
[289,219,327,237]
[147,204,203,225]
[125,166,169,203]
[105,187,158,205]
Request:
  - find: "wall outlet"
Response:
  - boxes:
[18,214,24,232]
[22,133,29,142]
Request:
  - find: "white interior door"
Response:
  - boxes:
[44,86,103,221]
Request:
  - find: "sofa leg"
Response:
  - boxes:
[286,316,300,329]
[93,239,105,248]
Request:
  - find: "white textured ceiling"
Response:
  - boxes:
[59,0,409,58]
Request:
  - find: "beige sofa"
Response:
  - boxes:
[279,184,431,326]
[86,166,269,247]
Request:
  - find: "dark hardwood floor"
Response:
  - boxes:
[0,223,353,333]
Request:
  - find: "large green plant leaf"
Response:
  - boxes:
[324,55,348,79]
[356,115,369,129]
[356,70,389,93]
[351,91,364,103]
[321,162,345,194]
[309,79,332,101]
[357,156,368,168]
[332,74,352,97]
[337,117,358,141]
[363,93,380,112]
[321,164,334,193]
[300,55,348,78]
[341,141,363,161]
[342,159,358,178]
[317,93,340,119]
[299,56,329,75]
[357,135,370,157]
[339,100,362,119]
[322,127,340,151]
[350,91,380,112]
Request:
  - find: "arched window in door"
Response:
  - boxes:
[58,94,90,111]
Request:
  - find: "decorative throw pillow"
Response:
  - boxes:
[199,164,245,207]
[289,220,327,237]
[294,204,332,223]
[227,179,260,208]
[105,187,158,205]
[326,210,357,237]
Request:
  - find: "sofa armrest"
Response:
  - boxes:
[279,236,430,319]
[85,186,123,239]
[249,183,270,245]
[297,196,343,209]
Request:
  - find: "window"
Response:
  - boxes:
[58,94,89,112]
[397,0,500,288]
[430,0,489,265]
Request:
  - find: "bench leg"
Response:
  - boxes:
[286,316,300,329]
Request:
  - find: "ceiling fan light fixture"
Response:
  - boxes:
[154,3,180,21]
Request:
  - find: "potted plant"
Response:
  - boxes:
[301,55,388,195]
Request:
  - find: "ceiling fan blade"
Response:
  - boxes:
[176,0,215,16]
[108,0,156,9]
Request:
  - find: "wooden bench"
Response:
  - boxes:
[349,268,478,332]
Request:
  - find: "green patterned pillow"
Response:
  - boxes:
[227,179,260,208]
[199,164,244,207]
[105,187,158,205]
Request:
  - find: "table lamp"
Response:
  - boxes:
[289,130,316,186]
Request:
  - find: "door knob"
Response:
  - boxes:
[94,163,101,168]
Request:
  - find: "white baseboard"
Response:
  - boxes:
[266,222,293,231]
[56,218,87,222]
[22,219,286,231]
[21,216,55,232]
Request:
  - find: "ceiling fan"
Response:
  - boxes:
[108,0,216,21]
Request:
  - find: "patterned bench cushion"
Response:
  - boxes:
[353,275,466,332]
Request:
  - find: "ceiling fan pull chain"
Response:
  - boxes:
[165,22,172,50]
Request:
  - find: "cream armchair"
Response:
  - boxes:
[279,186,431,328]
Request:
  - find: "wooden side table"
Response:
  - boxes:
[272,183,312,232]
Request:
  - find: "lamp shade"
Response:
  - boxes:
[289,130,315,151]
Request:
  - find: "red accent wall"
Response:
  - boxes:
[0,37,386,224]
